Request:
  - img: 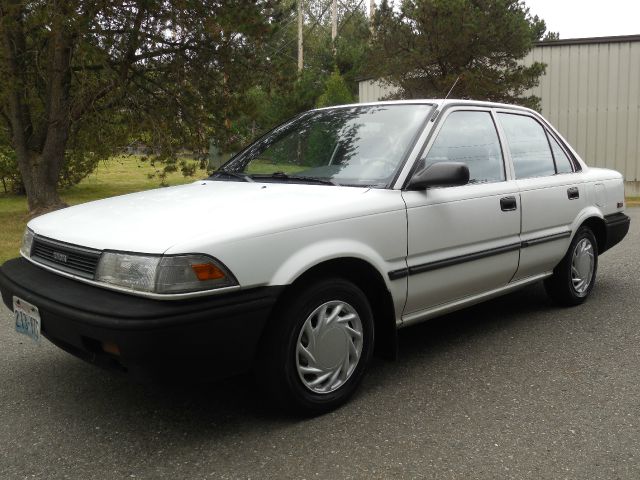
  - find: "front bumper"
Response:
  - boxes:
[0,258,282,380]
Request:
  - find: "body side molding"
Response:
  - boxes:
[388,231,571,281]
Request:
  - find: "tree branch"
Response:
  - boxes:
[119,2,147,82]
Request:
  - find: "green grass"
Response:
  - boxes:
[245,159,308,175]
[0,156,206,264]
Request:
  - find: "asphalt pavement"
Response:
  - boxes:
[1,208,639,479]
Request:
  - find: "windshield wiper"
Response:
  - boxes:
[210,170,254,182]
[253,172,339,186]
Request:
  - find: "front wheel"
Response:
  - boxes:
[544,226,598,306]
[256,278,374,415]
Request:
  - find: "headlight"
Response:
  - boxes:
[96,252,160,292]
[20,228,34,258]
[95,252,237,294]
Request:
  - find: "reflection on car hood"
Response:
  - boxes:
[28,180,400,254]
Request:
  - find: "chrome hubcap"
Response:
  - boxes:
[571,238,595,296]
[296,300,363,394]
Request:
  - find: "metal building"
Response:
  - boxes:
[358,34,640,196]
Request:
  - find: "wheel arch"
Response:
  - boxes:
[266,257,398,360]
[577,215,606,255]
[571,207,606,254]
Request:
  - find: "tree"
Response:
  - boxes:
[544,31,560,41]
[369,0,550,109]
[237,0,371,141]
[0,1,279,214]
[317,69,354,107]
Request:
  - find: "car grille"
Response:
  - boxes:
[30,236,102,279]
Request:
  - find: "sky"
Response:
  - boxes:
[369,0,640,40]
[523,0,640,39]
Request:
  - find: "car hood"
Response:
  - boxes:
[28,180,400,254]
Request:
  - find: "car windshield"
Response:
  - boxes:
[217,104,433,187]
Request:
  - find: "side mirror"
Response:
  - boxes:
[407,161,470,190]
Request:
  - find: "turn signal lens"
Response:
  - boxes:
[155,255,237,294]
[102,341,120,356]
[191,263,226,281]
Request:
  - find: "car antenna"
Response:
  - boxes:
[431,74,462,123]
[443,74,462,101]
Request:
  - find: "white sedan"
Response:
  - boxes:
[0,100,630,414]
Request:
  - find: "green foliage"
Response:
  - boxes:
[0,0,282,205]
[230,0,371,148]
[304,124,337,166]
[0,0,559,207]
[370,0,550,109]
[317,70,355,107]
[0,146,20,194]
[333,7,373,94]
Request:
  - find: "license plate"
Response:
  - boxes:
[14,296,41,342]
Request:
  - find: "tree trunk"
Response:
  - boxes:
[1,4,72,215]
[15,150,66,215]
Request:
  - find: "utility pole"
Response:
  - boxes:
[331,0,338,42]
[369,0,376,34]
[298,0,304,71]
[331,0,338,56]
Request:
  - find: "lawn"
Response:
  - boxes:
[0,156,207,264]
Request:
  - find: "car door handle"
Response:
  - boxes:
[567,187,579,200]
[500,196,517,211]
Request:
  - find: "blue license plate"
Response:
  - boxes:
[14,296,41,342]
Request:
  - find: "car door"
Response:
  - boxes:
[495,112,586,281]
[401,108,521,320]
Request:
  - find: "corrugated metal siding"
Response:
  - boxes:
[358,79,399,103]
[523,40,640,186]
[358,38,640,192]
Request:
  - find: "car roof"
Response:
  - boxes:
[314,99,536,115]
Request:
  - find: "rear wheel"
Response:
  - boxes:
[544,226,598,306]
[256,278,374,415]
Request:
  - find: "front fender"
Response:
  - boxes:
[270,239,393,287]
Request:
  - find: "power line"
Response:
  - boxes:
[338,0,368,34]
[264,0,367,66]
[266,0,334,66]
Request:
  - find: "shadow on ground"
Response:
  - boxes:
[5,281,557,426]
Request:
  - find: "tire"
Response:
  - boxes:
[256,277,374,415]
[544,226,598,306]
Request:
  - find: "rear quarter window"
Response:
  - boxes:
[548,134,574,174]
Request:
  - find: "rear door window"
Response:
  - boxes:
[498,113,556,179]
